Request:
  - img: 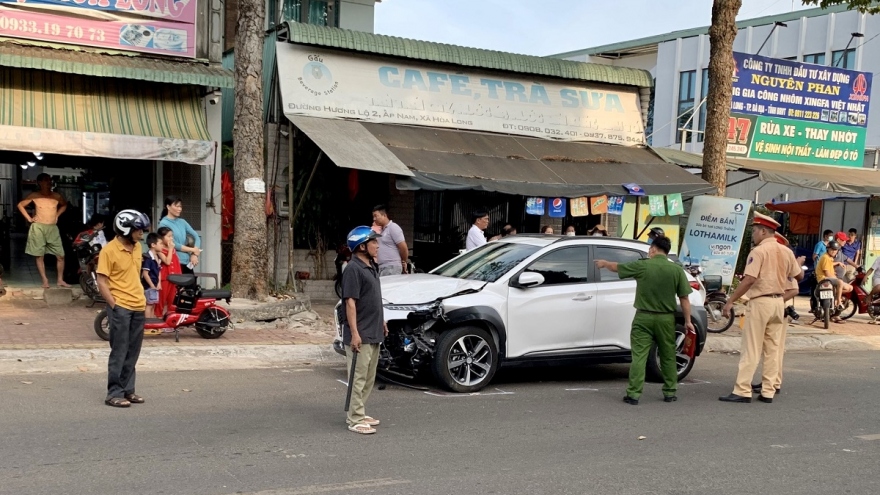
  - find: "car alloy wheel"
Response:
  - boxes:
[432,326,498,393]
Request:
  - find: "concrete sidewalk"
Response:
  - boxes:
[0,296,344,373]
[2,294,878,374]
[704,295,880,353]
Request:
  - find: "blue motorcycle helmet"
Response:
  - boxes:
[346,225,381,252]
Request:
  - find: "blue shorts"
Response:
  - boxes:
[145,288,159,305]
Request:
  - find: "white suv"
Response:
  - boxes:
[333,235,708,393]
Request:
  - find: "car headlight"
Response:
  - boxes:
[384,303,438,312]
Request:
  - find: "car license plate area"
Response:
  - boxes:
[819,290,833,300]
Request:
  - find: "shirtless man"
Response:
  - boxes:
[17,173,70,288]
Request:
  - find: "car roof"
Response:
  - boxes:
[497,234,650,250]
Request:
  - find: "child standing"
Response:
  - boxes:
[142,233,162,318]
[155,227,181,316]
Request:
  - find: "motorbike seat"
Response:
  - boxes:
[201,289,232,301]
[168,274,197,287]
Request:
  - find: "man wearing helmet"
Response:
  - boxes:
[96,209,151,408]
[340,226,388,434]
[817,240,852,315]
[647,227,664,244]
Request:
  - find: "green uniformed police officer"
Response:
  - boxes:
[595,235,695,405]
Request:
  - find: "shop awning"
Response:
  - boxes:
[290,116,714,197]
[0,67,215,166]
[727,157,880,195]
[0,42,233,88]
[765,199,823,234]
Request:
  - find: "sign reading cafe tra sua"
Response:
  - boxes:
[276,43,646,146]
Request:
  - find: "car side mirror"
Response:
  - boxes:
[516,272,545,288]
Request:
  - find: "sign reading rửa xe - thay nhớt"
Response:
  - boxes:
[726,52,871,167]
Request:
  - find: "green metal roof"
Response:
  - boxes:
[549,3,854,58]
[0,39,234,87]
[651,146,738,171]
[280,22,653,88]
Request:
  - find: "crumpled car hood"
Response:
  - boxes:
[381,273,486,304]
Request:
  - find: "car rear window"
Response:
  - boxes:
[431,242,542,283]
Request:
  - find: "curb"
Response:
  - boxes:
[0,344,345,375]
[704,333,880,353]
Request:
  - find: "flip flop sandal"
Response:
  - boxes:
[348,423,376,435]
[105,397,130,408]
[125,394,145,404]
[363,416,380,426]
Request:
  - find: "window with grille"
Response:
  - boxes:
[831,48,855,69]
[677,70,697,143]
[803,53,825,65]
[697,68,709,142]
[162,162,202,230]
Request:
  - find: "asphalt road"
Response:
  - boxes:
[1,352,878,495]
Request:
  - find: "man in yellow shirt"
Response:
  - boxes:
[97,210,151,408]
[816,240,852,313]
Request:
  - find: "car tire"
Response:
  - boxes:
[431,326,498,393]
[646,324,695,383]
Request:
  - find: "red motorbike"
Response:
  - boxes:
[840,267,880,321]
[94,274,232,342]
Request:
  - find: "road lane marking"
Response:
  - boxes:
[235,478,411,494]
[423,388,514,397]
[565,387,599,391]
[336,379,348,386]
[856,433,880,441]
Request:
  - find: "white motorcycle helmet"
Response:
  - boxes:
[113,209,151,239]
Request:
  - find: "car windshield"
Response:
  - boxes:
[431,242,542,282]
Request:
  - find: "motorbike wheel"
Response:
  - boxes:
[822,298,831,329]
[195,307,229,339]
[93,308,110,341]
[840,298,858,320]
[705,300,734,333]
[334,279,343,300]
[79,272,100,301]
[647,324,696,382]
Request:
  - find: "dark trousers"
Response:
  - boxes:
[107,305,145,399]
[180,264,193,275]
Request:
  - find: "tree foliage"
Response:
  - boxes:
[801,0,880,14]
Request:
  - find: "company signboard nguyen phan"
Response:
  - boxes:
[726,52,871,167]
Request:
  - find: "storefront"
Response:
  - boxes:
[263,23,713,281]
[0,0,231,288]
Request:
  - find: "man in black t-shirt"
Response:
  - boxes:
[341,226,387,435]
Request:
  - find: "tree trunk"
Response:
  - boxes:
[231,0,268,300]
[702,0,742,196]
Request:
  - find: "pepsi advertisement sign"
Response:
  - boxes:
[548,198,567,218]
[732,52,872,127]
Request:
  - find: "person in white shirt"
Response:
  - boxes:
[465,210,489,251]
[864,256,880,297]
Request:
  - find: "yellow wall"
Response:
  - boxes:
[617,197,681,253]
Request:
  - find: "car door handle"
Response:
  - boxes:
[572,295,593,301]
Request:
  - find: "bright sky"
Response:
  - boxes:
[375,0,815,56]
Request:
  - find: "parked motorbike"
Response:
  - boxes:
[839,267,880,321]
[72,231,103,306]
[94,274,232,342]
[811,278,841,329]
[685,265,734,333]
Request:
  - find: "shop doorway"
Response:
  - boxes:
[0,151,155,287]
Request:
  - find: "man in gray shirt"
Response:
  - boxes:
[372,205,408,276]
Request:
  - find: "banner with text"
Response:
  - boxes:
[277,42,646,146]
[0,0,195,57]
[728,52,871,167]
[679,196,752,285]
